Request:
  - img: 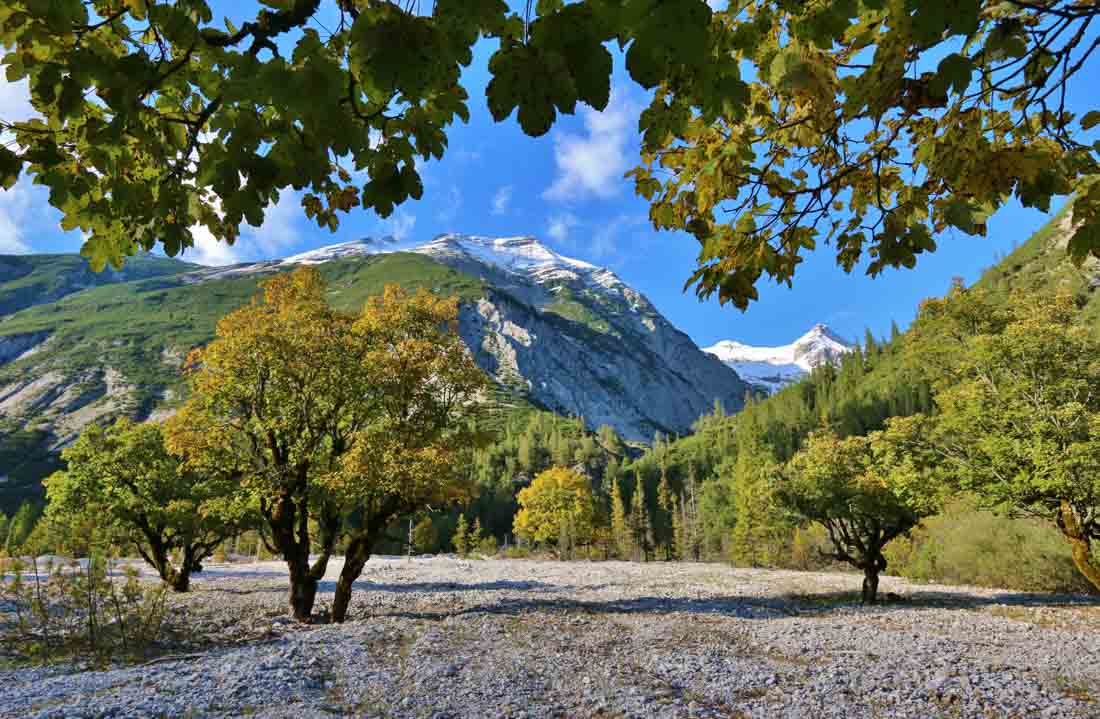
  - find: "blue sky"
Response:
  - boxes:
[0,5,1089,349]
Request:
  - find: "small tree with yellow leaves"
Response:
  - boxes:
[513,467,595,557]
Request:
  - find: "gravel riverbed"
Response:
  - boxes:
[2,557,1098,718]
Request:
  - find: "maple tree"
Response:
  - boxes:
[513,466,596,551]
[166,268,485,621]
[777,427,937,603]
[635,1,1100,308]
[0,0,714,271]
[905,287,1100,592]
[45,418,244,592]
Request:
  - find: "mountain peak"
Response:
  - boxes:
[280,236,397,264]
[703,324,854,393]
[796,323,851,348]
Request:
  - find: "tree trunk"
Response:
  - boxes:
[332,534,372,623]
[861,553,887,604]
[148,540,191,593]
[861,565,880,604]
[1059,502,1100,592]
[288,564,319,622]
[168,569,191,592]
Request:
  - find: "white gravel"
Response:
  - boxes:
[2,557,1098,718]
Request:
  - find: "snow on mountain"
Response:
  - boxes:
[704,324,854,393]
[273,234,750,441]
[280,236,399,264]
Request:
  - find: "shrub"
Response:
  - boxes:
[0,555,170,664]
[885,499,1095,594]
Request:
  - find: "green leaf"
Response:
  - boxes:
[486,44,570,136]
[0,146,21,189]
[934,53,973,97]
[1082,111,1100,131]
[624,0,713,89]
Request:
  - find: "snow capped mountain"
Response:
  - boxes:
[281,236,399,264]
[281,233,633,301]
[272,234,749,441]
[704,324,854,393]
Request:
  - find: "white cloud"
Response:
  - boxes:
[491,185,513,215]
[0,182,31,253]
[590,213,647,260]
[182,190,305,266]
[380,210,417,241]
[0,78,35,127]
[547,212,580,242]
[0,80,40,253]
[543,90,639,202]
[185,224,243,266]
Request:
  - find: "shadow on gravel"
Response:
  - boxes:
[774,588,1099,616]
[370,590,1099,623]
[374,595,796,621]
[198,579,570,597]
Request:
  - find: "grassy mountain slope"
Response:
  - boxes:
[0,253,492,512]
[977,201,1100,324]
[0,253,196,318]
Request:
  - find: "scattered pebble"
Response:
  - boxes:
[2,557,1098,718]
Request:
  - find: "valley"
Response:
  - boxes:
[0,236,749,512]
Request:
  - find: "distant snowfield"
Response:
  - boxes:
[704,324,854,393]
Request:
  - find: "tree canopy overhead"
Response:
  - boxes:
[1,1,1098,306]
[636,0,1100,308]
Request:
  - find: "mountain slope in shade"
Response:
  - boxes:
[704,324,854,393]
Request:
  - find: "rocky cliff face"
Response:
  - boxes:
[287,234,749,439]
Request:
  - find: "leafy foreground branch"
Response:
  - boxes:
[3,2,1098,307]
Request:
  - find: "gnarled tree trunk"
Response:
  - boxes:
[332,533,373,623]
[141,532,192,593]
[1059,501,1100,592]
[288,561,319,622]
[860,554,888,604]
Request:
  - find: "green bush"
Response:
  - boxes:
[1,555,170,664]
[885,500,1095,594]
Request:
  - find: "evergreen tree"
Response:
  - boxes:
[630,472,652,562]
[610,477,631,560]
[471,517,484,551]
[5,502,40,556]
[453,513,470,557]
[680,463,703,561]
[656,469,676,560]
[729,440,790,567]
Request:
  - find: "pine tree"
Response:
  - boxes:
[630,472,652,561]
[656,469,676,560]
[0,513,9,555]
[680,463,702,561]
[670,494,684,561]
[453,513,470,557]
[610,477,631,559]
[5,502,40,556]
